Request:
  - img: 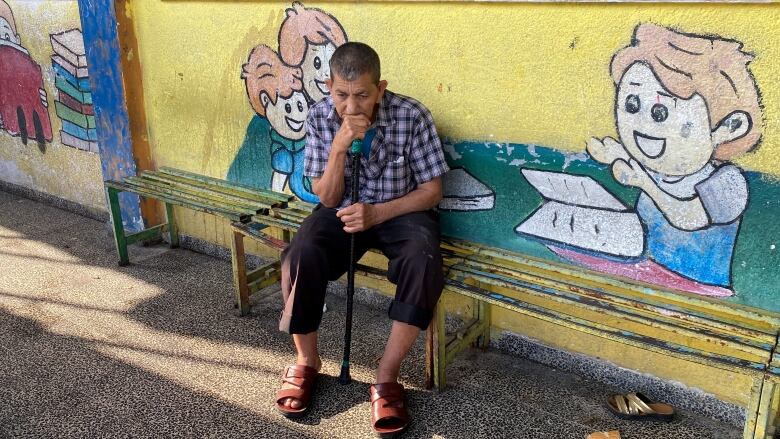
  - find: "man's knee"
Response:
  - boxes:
[282,238,325,272]
[392,241,443,277]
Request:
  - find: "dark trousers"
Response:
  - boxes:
[279,205,445,334]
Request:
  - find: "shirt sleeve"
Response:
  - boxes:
[695,164,748,224]
[304,111,328,179]
[408,107,449,185]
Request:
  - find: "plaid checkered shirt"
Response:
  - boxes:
[304,90,449,209]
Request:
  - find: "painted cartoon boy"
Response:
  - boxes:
[586,23,763,290]
[278,2,347,104]
[234,44,317,203]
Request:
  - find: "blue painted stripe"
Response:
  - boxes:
[61,120,97,141]
[53,61,91,92]
[55,76,92,105]
[78,0,143,232]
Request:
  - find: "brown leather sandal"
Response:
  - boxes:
[369,383,410,438]
[275,365,319,419]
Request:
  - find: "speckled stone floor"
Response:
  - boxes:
[0,190,743,438]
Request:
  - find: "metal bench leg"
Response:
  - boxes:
[231,230,251,316]
[165,202,179,248]
[107,187,129,266]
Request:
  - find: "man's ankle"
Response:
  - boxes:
[297,356,321,369]
[375,367,400,384]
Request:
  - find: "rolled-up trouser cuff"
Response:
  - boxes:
[388,299,434,330]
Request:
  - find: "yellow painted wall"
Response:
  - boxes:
[0,1,106,213]
[129,1,780,406]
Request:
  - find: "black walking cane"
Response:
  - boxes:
[339,137,363,385]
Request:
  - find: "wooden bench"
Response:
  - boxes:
[104,167,292,265]
[233,202,780,439]
[103,168,779,439]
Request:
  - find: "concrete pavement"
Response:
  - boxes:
[0,190,741,438]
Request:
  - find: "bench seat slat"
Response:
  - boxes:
[442,238,780,333]
[286,201,315,213]
[126,176,267,215]
[449,267,773,364]
[269,208,309,223]
[443,279,769,374]
[453,259,777,346]
[121,179,255,220]
[250,215,300,232]
[106,180,248,222]
[135,173,274,212]
[476,254,780,333]
[158,167,291,204]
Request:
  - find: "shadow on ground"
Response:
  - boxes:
[0,190,742,438]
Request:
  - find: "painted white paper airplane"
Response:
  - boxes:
[516,169,644,258]
[439,167,496,212]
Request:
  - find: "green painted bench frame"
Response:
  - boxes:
[233,203,780,439]
[104,167,291,265]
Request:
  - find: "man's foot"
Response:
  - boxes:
[275,359,321,418]
[369,382,410,438]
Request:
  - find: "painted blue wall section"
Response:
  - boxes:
[77,0,144,232]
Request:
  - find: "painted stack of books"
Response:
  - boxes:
[50,29,97,153]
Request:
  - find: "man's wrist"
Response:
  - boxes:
[371,202,389,225]
[332,134,352,155]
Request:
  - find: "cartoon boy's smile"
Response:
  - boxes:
[314,79,329,95]
[285,116,304,132]
[633,131,666,159]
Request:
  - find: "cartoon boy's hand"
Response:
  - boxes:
[586,136,630,165]
[612,158,652,189]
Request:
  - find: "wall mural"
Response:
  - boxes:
[227,2,494,210]
[435,23,777,310]
[517,24,761,297]
[0,0,53,151]
[227,2,346,203]
[50,28,96,153]
[218,8,776,307]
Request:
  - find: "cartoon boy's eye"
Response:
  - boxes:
[314,56,321,70]
[297,101,304,112]
[625,94,640,114]
[651,104,668,122]
[285,103,292,114]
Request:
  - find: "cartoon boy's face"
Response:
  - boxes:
[301,42,337,104]
[0,18,19,45]
[262,91,309,140]
[616,62,714,177]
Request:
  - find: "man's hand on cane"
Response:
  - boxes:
[337,203,379,233]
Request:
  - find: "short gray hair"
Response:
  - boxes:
[329,42,380,84]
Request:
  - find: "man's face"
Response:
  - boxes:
[301,42,337,103]
[0,18,19,45]
[264,91,309,140]
[616,62,714,177]
[327,72,387,121]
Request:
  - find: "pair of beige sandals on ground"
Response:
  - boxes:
[586,392,675,439]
